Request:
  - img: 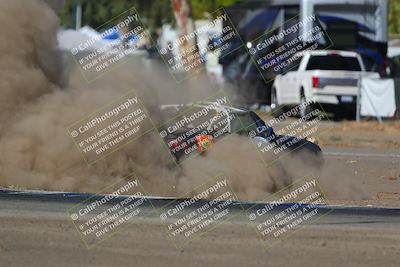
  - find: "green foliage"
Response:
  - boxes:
[60,0,174,30]
[59,0,400,37]
[190,0,239,19]
[389,0,400,36]
[60,0,239,29]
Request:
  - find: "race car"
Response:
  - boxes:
[158,101,323,168]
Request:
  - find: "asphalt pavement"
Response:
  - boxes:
[0,188,399,267]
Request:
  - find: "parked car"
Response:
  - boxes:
[271,50,380,118]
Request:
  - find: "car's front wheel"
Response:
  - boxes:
[271,87,284,117]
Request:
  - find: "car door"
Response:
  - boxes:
[279,56,302,104]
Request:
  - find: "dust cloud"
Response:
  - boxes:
[0,0,365,202]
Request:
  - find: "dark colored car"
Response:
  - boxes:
[158,102,323,169]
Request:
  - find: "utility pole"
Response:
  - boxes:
[73,0,82,30]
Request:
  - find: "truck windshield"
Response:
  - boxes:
[306,55,361,71]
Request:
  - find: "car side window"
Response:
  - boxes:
[231,112,256,134]
[282,56,303,74]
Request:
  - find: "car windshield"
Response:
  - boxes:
[282,56,303,73]
[306,55,361,71]
[230,112,256,134]
[230,111,274,138]
[169,106,221,131]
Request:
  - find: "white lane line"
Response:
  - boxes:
[325,152,400,158]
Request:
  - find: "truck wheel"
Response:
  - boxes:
[395,108,400,120]
[271,88,284,117]
[299,90,313,119]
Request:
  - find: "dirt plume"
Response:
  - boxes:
[0,0,367,203]
[0,0,285,200]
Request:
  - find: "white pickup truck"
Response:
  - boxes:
[271,50,380,118]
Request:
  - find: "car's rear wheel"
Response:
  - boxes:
[299,89,314,119]
[394,108,400,120]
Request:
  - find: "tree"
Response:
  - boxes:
[389,0,400,37]
[190,0,239,19]
[60,0,239,30]
[60,0,174,31]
